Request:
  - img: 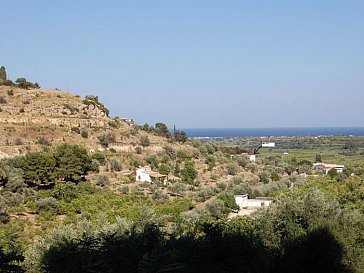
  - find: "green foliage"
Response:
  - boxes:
[0,66,6,83]
[174,130,188,142]
[109,159,122,172]
[206,199,225,219]
[327,168,338,179]
[20,150,56,184]
[53,144,91,182]
[139,135,150,148]
[35,197,58,213]
[98,132,116,147]
[181,161,197,184]
[146,155,158,169]
[18,144,91,184]
[226,163,239,175]
[163,146,177,160]
[217,192,239,211]
[80,130,88,138]
[259,170,271,184]
[95,174,110,186]
[89,159,100,173]
[154,122,171,138]
[92,152,106,165]
[15,77,40,89]
[83,95,109,116]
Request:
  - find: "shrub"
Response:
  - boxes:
[140,136,150,148]
[89,159,100,173]
[95,174,110,186]
[15,138,23,145]
[206,199,225,219]
[260,171,271,184]
[71,127,80,134]
[110,159,122,172]
[0,96,7,104]
[7,89,14,96]
[226,163,239,175]
[37,136,52,146]
[218,192,239,211]
[169,182,186,194]
[237,157,249,167]
[92,153,106,165]
[181,161,197,184]
[36,197,58,213]
[135,146,142,154]
[80,130,88,138]
[120,185,129,194]
[163,146,177,160]
[19,108,25,113]
[0,206,9,224]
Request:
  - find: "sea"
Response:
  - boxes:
[181,127,364,138]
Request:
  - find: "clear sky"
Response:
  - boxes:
[1,0,363,128]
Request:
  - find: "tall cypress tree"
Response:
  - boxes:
[0,66,6,83]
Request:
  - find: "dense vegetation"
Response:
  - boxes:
[0,88,363,273]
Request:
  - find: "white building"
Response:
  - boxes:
[235,195,272,209]
[241,153,256,162]
[313,163,344,174]
[131,166,166,183]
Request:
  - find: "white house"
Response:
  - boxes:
[131,166,166,183]
[313,163,344,174]
[261,142,275,148]
[241,153,256,162]
[235,195,272,209]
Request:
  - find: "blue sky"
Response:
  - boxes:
[1,0,363,128]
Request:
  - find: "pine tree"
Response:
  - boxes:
[0,66,6,83]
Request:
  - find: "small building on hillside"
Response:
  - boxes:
[241,153,256,162]
[313,163,344,174]
[130,166,166,183]
[235,194,272,209]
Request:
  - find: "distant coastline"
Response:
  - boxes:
[181,127,364,138]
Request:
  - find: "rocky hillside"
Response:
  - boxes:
[0,86,171,158]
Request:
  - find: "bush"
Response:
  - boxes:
[237,157,249,167]
[0,96,6,104]
[89,159,100,173]
[92,152,106,165]
[218,192,239,211]
[37,136,52,146]
[226,163,239,175]
[206,199,225,219]
[110,159,122,172]
[260,171,271,184]
[181,161,197,184]
[81,130,88,138]
[140,136,150,148]
[71,127,80,134]
[168,182,186,194]
[0,202,9,224]
[95,174,110,186]
[36,197,58,213]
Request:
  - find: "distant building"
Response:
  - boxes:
[130,166,166,183]
[121,118,134,125]
[313,163,344,174]
[241,153,256,162]
[234,195,272,209]
[261,142,275,148]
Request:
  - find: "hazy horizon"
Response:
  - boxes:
[1,0,363,128]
